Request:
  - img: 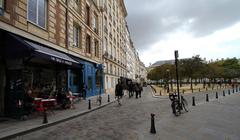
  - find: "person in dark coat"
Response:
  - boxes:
[128,81,134,98]
[135,83,140,99]
[115,79,123,105]
[138,84,143,98]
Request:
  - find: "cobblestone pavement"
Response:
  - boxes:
[11,86,240,140]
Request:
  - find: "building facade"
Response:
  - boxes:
[0,0,104,117]
[0,0,145,118]
[101,0,128,94]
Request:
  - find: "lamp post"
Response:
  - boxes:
[174,50,181,109]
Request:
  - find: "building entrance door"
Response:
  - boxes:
[0,56,6,116]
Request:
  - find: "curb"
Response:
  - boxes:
[0,99,117,140]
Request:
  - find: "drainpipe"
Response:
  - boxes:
[65,1,69,49]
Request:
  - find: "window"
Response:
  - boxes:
[94,39,99,57]
[86,35,91,54]
[92,13,98,33]
[103,37,107,52]
[110,64,112,74]
[0,0,4,15]
[74,0,81,12]
[73,24,80,47]
[86,5,90,26]
[0,0,3,9]
[28,0,46,28]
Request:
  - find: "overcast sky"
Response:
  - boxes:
[125,0,240,67]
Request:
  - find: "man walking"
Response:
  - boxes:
[115,79,123,105]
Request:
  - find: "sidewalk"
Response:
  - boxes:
[0,92,119,140]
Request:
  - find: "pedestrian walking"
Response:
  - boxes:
[135,83,140,99]
[128,81,134,98]
[115,79,123,105]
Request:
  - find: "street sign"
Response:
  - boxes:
[174,50,178,59]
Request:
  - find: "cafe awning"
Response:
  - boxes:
[8,33,79,66]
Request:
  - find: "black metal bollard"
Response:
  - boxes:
[108,94,110,102]
[206,94,209,102]
[43,108,48,124]
[223,90,225,96]
[99,96,102,106]
[233,88,235,93]
[182,90,185,94]
[160,90,162,96]
[228,89,230,95]
[88,99,91,110]
[192,96,196,106]
[236,87,238,92]
[216,92,218,99]
[150,113,156,134]
[199,88,200,92]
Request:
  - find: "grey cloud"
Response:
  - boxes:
[125,0,240,50]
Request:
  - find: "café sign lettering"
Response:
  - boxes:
[51,56,72,65]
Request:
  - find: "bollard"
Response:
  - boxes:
[228,89,230,95]
[99,96,102,106]
[199,88,200,92]
[206,88,208,91]
[206,94,209,102]
[88,99,91,110]
[108,94,110,102]
[160,90,162,96]
[192,96,196,106]
[232,89,235,94]
[236,87,238,92]
[182,90,185,94]
[42,108,48,124]
[216,92,218,99]
[150,113,156,134]
[223,90,225,96]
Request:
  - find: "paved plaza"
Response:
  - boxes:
[4,86,240,140]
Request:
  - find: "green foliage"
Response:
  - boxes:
[147,56,240,81]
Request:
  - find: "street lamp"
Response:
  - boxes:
[175,50,181,109]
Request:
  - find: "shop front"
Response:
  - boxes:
[1,31,80,118]
[68,56,104,98]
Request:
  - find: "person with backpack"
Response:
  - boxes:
[115,79,123,105]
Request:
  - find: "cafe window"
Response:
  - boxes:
[88,76,92,89]
[73,24,81,47]
[27,0,47,28]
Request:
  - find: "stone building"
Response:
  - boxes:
[0,0,104,117]
[101,0,128,94]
